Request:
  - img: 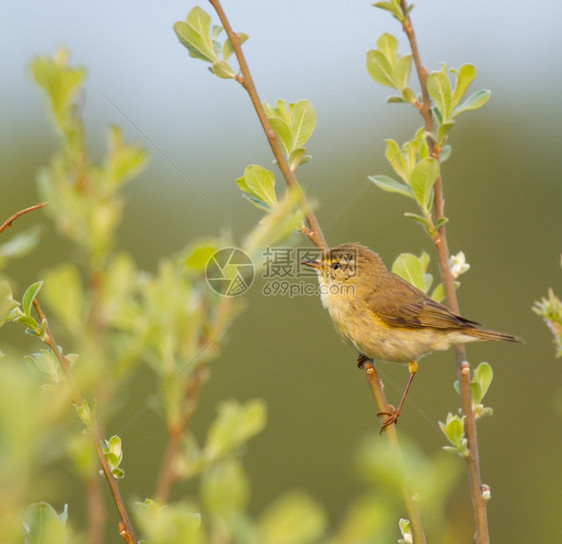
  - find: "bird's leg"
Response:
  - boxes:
[378,360,418,432]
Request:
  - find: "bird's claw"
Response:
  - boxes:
[357,353,372,369]
[377,406,400,433]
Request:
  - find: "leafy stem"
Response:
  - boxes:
[207,0,327,252]
[31,299,136,543]
[398,2,490,541]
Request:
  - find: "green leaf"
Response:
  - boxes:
[240,165,277,208]
[394,54,412,89]
[369,175,414,199]
[391,253,429,292]
[401,86,416,104]
[290,100,316,149]
[258,492,326,544]
[15,314,39,332]
[104,125,148,186]
[269,117,293,156]
[431,283,446,303]
[473,362,493,400]
[25,349,63,384]
[0,227,41,263]
[241,192,273,212]
[404,212,433,233]
[377,33,398,65]
[211,60,236,79]
[288,148,310,170]
[222,32,249,61]
[30,49,86,127]
[384,138,408,182]
[411,157,439,211]
[453,89,491,117]
[451,64,476,110]
[427,67,453,120]
[437,121,455,144]
[173,7,217,64]
[0,280,17,324]
[205,399,267,460]
[22,281,43,316]
[387,95,407,103]
[24,502,70,544]
[43,264,83,331]
[134,499,201,544]
[366,49,395,88]
[75,399,92,426]
[201,458,250,517]
[373,1,405,21]
[183,240,220,271]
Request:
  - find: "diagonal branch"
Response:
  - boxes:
[33,299,137,544]
[0,202,47,236]
[399,2,490,542]
[208,0,327,252]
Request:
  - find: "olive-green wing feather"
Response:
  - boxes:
[367,276,479,330]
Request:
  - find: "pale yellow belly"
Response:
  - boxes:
[327,304,476,363]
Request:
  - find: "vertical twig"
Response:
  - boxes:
[32,299,137,544]
[398,2,490,542]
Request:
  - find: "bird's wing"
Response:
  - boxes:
[368,278,480,330]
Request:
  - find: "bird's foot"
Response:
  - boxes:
[357,353,373,369]
[377,405,400,433]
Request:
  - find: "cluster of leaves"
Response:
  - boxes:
[440,362,495,457]
[533,257,562,358]
[0,49,253,542]
[175,7,314,264]
[174,6,248,80]
[367,4,490,236]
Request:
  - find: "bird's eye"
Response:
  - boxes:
[331,261,341,270]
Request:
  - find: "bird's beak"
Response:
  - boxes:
[301,260,322,270]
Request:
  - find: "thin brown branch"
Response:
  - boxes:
[399,2,489,542]
[362,363,427,544]
[0,202,47,236]
[208,0,328,252]
[32,299,137,543]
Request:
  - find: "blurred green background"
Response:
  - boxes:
[1,1,561,542]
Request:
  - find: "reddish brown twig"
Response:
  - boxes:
[0,202,47,236]
[399,2,489,541]
[32,299,137,543]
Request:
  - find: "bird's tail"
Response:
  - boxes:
[466,327,524,344]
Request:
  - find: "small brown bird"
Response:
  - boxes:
[302,243,522,429]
